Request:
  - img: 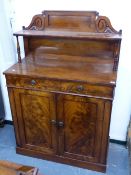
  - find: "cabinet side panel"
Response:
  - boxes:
[7,88,21,146]
[100,100,112,163]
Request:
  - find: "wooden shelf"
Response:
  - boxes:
[14,29,121,40]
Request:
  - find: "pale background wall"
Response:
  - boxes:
[0,0,17,121]
[0,0,131,141]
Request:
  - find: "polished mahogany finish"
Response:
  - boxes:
[0,160,38,175]
[4,11,122,172]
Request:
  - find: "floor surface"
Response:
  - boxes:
[0,125,129,175]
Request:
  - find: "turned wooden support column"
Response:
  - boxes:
[113,41,121,71]
[16,36,21,63]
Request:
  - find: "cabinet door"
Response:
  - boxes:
[57,94,110,163]
[13,89,57,155]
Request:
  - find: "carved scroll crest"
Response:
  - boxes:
[22,11,122,35]
[23,14,45,30]
[96,16,122,34]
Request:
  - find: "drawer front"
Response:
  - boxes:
[6,76,114,99]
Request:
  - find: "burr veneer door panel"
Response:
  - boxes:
[57,94,108,163]
[13,89,57,155]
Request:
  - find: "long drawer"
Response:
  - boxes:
[6,76,114,99]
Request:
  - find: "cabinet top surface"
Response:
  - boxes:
[4,53,116,86]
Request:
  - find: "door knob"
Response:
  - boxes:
[58,121,64,127]
[51,120,57,126]
[51,120,64,128]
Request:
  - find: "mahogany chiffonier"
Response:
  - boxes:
[4,11,122,172]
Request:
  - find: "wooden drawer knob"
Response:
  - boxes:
[76,85,84,91]
[31,80,36,86]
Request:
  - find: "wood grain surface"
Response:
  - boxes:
[0,160,38,175]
